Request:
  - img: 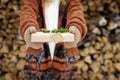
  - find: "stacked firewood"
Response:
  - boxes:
[0,0,120,80]
[78,0,120,80]
[0,0,25,80]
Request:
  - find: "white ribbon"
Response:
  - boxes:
[45,0,60,60]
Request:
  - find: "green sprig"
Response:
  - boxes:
[43,28,68,33]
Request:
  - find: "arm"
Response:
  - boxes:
[66,0,87,40]
[20,0,39,39]
[64,0,87,56]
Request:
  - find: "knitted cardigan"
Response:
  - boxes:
[20,0,87,71]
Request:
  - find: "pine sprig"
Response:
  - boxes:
[43,28,68,33]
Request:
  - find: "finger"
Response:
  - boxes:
[24,27,31,42]
[69,27,81,43]
[75,29,81,43]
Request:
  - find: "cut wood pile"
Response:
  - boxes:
[0,0,25,80]
[0,0,120,80]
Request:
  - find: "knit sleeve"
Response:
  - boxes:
[66,0,87,40]
[20,0,39,39]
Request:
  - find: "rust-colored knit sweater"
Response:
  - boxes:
[20,0,87,71]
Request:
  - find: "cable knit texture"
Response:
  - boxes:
[20,0,87,73]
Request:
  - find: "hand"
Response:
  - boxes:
[64,26,81,48]
[24,26,43,49]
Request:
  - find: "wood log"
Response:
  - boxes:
[16,59,24,71]
[107,21,117,30]
[79,49,89,57]
[108,74,117,80]
[13,44,19,51]
[78,60,84,70]
[114,63,120,71]
[81,63,89,72]
[17,71,23,79]
[96,73,104,80]
[1,0,8,4]
[114,53,120,62]
[90,62,100,73]
[105,60,115,73]
[10,56,18,63]
[0,37,3,44]
[96,54,104,64]
[104,51,114,59]
[1,59,10,72]
[11,50,19,56]
[0,44,9,53]
[84,55,92,64]
[18,51,26,58]
[5,73,13,80]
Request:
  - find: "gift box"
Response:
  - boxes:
[31,32,74,43]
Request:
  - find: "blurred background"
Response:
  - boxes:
[0,0,120,80]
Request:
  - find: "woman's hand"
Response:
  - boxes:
[64,26,81,48]
[24,26,43,49]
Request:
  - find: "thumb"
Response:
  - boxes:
[29,26,38,34]
[69,26,76,34]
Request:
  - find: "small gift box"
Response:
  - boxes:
[31,32,74,43]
